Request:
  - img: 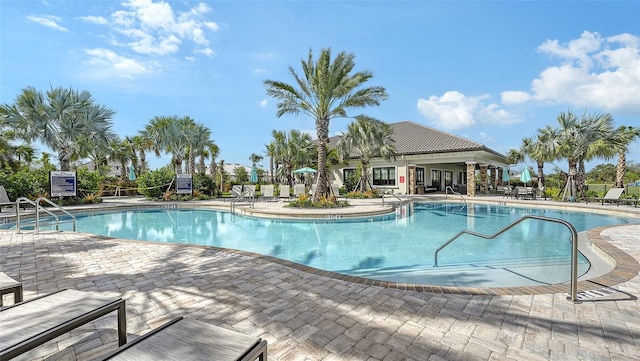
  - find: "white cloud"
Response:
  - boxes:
[253,68,267,75]
[259,99,268,107]
[479,132,494,143]
[84,48,151,78]
[26,15,68,32]
[417,91,521,130]
[80,15,108,25]
[101,0,219,57]
[502,31,640,115]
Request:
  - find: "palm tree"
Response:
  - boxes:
[612,125,640,187]
[107,137,136,179]
[521,134,552,191]
[142,115,200,174]
[270,129,315,187]
[264,48,388,200]
[336,116,396,191]
[264,143,276,184]
[208,143,220,182]
[131,135,155,174]
[1,86,116,171]
[249,153,263,167]
[541,110,614,199]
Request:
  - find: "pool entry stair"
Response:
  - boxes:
[14,197,76,234]
[433,215,581,303]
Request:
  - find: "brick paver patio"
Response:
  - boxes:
[1,198,639,360]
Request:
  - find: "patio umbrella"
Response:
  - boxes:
[250,166,258,183]
[520,166,532,185]
[128,164,136,181]
[502,167,510,183]
[293,167,317,174]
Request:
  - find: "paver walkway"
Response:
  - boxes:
[0,197,639,360]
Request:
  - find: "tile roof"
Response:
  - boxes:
[329,121,501,156]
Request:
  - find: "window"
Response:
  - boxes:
[343,168,356,182]
[373,167,396,186]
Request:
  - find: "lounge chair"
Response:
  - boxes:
[243,185,256,199]
[231,185,244,198]
[0,272,23,307]
[293,184,306,198]
[0,185,17,212]
[99,317,267,361]
[331,184,342,199]
[0,289,126,360]
[260,185,274,201]
[277,185,290,201]
[588,188,638,207]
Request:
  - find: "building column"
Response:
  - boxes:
[479,164,488,194]
[497,167,504,187]
[407,165,415,195]
[466,162,476,197]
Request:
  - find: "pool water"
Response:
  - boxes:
[9,203,635,287]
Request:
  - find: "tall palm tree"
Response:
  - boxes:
[264,143,276,184]
[612,125,640,187]
[264,48,388,200]
[336,116,396,191]
[1,86,116,171]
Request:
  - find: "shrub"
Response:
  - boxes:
[137,167,175,199]
[345,189,381,199]
[287,193,349,208]
[192,173,216,196]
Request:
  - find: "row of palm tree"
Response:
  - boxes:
[1,86,222,183]
[512,110,639,199]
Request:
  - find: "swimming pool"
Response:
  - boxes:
[7,203,635,287]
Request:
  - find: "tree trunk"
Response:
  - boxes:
[616,150,626,188]
[139,151,147,174]
[315,118,330,201]
[269,156,274,184]
[568,158,578,198]
[536,160,545,191]
[361,160,369,191]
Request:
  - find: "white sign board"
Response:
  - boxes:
[176,174,192,194]
[50,171,77,197]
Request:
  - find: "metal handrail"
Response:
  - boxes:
[15,197,76,234]
[445,186,467,207]
[382,193,403,207]
[230,190,255,214]
[433,215,580,303]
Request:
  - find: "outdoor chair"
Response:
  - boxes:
[243,185,256,199]
[588,188,638,207]
[98,316,267,361]
[260,184,275,201]
[231,185,243,197]
[277,185,290,201]
[293,184,306,198]
[0,289,127,360]
[0,185,21,213]
[0,272,23,307]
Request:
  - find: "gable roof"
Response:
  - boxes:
[329,121,504,157]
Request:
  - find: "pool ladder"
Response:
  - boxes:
[15,197,76,234]
[445,186,466,210]
[230,189,255,214]
[433,215,580,303]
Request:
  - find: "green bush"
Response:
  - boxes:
[0,168,50,200]
[193,173,217,196]
[77,168,105,196]
[137,167,175,199]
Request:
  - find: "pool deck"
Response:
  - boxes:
[1,195,639,360]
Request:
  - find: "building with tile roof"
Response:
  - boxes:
[329,121,507,196]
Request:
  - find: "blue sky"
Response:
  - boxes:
[1,0,639,173]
